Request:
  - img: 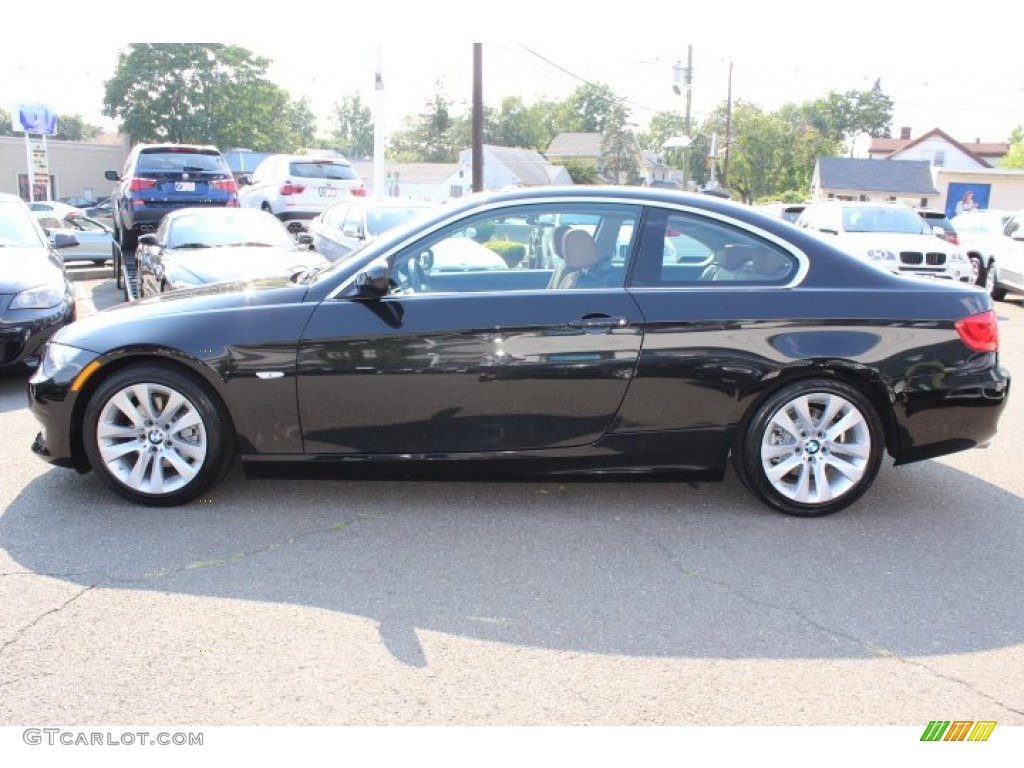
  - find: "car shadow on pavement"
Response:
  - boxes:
[2,457,1022,666]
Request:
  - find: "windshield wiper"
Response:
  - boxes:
[171,243,211,249]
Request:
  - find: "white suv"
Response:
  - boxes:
[238,153,366,226]
[795,201,972,282]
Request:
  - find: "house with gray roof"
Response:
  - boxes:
[810,157,939,208]
[443,145,572,199]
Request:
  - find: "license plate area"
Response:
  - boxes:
[175,181,196,192]
[319,187,336,197]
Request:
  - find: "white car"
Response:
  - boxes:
[950,209,1013,287]
[971,208,1024,301]
[794,201,972,282]
[31,211,113,264]
[237,153,367,226]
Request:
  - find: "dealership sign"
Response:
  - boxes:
[10,101,58,135]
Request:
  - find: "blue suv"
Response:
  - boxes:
[106,143,238,255]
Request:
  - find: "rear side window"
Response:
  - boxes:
[632,209,797,287]
[137,150,231,175]
[289,162,359,181]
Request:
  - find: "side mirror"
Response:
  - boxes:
[354,259,390,299]
[104,170,119,181]
[51,233,79,249]
[138,233,159,248]
[1011,230,1024,242]
[236,174,252,187]
[342,224,363,239]
[296,233,313,246]
[932,225,946,237]
[819,227,839,235]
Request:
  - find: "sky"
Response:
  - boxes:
[3,2,1022,150]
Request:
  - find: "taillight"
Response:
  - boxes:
[948,233,959,245]
[280,182,305,195]
[956,310,999,352]
[351,184,367,197]
[129,177,157,192]
[212,178,238,193]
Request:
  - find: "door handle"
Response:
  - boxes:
[567,316,630,332]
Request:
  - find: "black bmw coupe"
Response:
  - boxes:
[28,187,1010,516]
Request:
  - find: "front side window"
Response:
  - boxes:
[385,203,642,295]
[631,209,797,286]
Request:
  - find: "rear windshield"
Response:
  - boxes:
[137,150,230,174]
[289,161,359,181]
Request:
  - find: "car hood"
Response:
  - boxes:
[163,246,326,283]
[834,232,954,254]
[54,275,314,352]
[0,249,65,292]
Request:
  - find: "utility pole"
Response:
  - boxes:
[373,45,385,198]
[472,44,483,193]
[672,46,693,189]
[723,60,732,190]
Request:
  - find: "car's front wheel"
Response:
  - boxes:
[82,365,235,506]
[734,379,884,517]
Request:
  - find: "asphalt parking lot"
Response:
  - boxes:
[1,265,1022,727]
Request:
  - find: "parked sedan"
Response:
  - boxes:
[0,193,77,372]
[308,197,435,262]
[31,211,114,264]
[28,187,1009,517]
[135,207,326,299]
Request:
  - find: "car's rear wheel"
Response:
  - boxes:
[986,263,1007,301]
[734,379,884,517]
[82,365,235,506]
[114,243,125,290]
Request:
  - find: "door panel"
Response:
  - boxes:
[298,291,643,454]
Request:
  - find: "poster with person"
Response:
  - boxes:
[10,101,58,135]
[946,182,991,218]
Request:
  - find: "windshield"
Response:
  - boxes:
[842,206,929,235]
[0,202,49,247]
[167,211,296,249]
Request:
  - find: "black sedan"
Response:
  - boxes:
[0,193,78,373]
[135,207,327,299]
[27,187,1010,516]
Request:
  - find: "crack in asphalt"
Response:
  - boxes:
[0,583,97,660]
[648,531,1024,718]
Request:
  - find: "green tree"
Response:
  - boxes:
[0,108,14,137]
[388,82,460,162]
[330,93,374,159]
[487,96,553,150]
[103,43,310,151]
[557,83,619,133]
[599,101,642,185]
[806,80,893,151]
[52,114,103,142]
[1000,125,1024,168]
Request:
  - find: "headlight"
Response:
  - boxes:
[865,249,897,263]
[30,341,98,385]
[11,283,65,309]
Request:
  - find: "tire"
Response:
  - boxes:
[82,365,236,506]
[119,223,138,253]
[113,243,124,290]
[733,379,884,517]
[986,263,1007,301]
[969,255,983,286]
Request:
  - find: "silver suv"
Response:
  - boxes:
[794,201,972,282]
[237,153,366,226]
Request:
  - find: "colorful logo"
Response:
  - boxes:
[920,720,996,742]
